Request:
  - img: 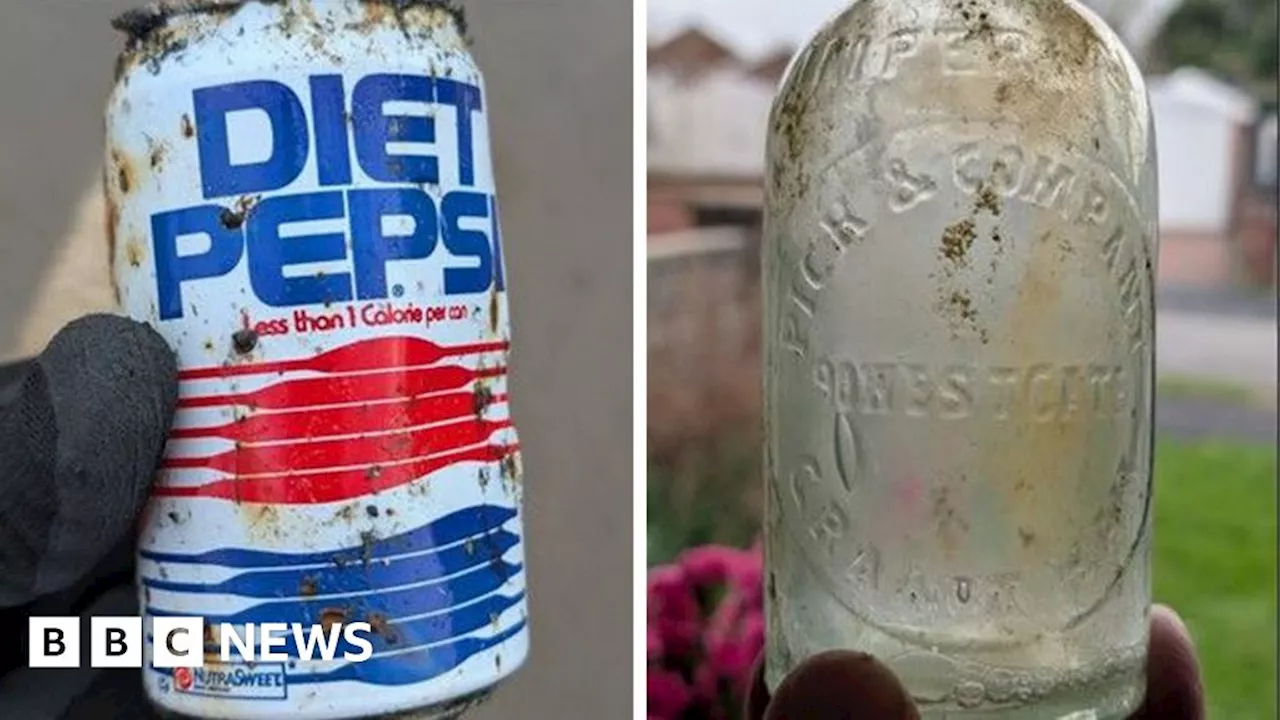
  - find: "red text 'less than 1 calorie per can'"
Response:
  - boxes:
[105,2,528,718]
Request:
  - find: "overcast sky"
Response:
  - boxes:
[647,0,847,58]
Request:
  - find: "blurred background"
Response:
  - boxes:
[647,0,1277,717]
[0,2,631,718]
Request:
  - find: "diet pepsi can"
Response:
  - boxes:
[106,2,528,718]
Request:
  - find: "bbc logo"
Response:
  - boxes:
[29,617,201,669]
[29,616,375,668]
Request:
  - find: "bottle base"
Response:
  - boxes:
[911,663,1144,720]
[151,687,494,720]
[767,634,1145,720]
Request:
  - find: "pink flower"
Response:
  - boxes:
[647,626,663,661]
[647,541,767,718]
[648,666,692,717]
[726,548,763,601]
[648,565,699,623]
[653,614,700,660]
[679,545,739,587]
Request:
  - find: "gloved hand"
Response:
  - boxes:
[0,314,177,719]
[744,604,1204,720]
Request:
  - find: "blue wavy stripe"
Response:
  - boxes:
[147,560,521,624]
[142,531,519,598]
[234,591,523,658]
[144,591,525,660]
[292,618,527,686]
[139,505,518,567]
[150,618,527,688]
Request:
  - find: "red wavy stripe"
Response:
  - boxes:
[153,443,519,503]
[178,337,509,380]
[163,418,513,475]
[177,365,506,410]
[169,392,509,442]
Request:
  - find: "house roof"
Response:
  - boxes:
[748,48,795,85]
[1149,67,1260,124]
[648,26,740,79]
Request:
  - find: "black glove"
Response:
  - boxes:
[0,314,177,719]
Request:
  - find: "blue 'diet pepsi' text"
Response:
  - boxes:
[151,73,505,321]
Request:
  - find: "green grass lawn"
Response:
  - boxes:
[650,436,1278,717]
[1152,439,1277,720]
[1157,374,1272,408]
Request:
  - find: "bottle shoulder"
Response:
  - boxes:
[768,0,1154,197]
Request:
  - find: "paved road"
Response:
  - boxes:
[1158,285,1277,321]
[0,3,633,719]
[1158,396,1277,444]
[1154,304,1276,444]
[1156,309,1277,396]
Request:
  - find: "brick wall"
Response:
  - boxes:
[1235,192,1278,286]
[647,195,695,235]
[648,229,761,456]
[1157,231,1235,287]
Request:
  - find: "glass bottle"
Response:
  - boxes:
[762,1,1158,717]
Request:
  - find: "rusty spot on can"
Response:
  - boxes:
[299,576,318,596]
[241,504,280,538]
[354,0,468,41]
[111,149,136,195]
[359,530,377,566]
[472,384,493,416]
[149,141,168,170]
[499,453,519,482]
[112,2,244,79]
[360,0,393,28]
[220,195,258,230]
[366,464,383,480]
[333,503,358,524]
[104,186,122,304]
[219,207,243,229]
[366,612,399,645]
[488,286,500,336]
[181,113,195,138]
[232,328,258,354]
[126,239,146,268]
[319,607,347,633]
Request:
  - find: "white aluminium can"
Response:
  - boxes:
[106,2,528,718]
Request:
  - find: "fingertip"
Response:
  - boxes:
[1150,604,1194,652]
[46,314,177,394]
[26,314,178,596]
[41,313,178,447]
[1137,605,1204,720]
[763,651,919,720]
